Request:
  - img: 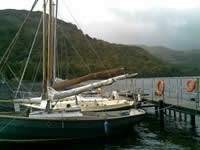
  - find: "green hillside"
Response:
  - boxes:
[0,9,182,81]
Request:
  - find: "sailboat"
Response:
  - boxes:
[0,1,136,113]
[0,0,145,142]
[19,73,136,112]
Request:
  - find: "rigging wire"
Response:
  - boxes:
[6,64,29,93]
[4,36,42,96]
[62,39,69,78]
[15,15,43,98]
[0,0,39,72]
[7,63,39,98]
[30,52,42,93]
[0,72,14,94]
[0,0,45,133]
[62,0,112,77]
[0,37,18,73]
[57,13,92,74]
[63,38,76,78]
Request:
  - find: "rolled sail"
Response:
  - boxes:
[53,67,124,90]
[49,73,138,101]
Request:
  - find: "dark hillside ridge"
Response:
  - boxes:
[0,9,182,80]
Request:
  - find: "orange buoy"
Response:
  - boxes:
[186,79,196,92]
[156,80,165,96]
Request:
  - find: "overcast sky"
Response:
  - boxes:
[1,0,200,50]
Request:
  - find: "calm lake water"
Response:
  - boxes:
[0,77,200,149]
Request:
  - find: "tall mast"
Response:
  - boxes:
[47,0,52,86]
[53,0,58,82]
[42,0,47,100]
[51,3,55,82]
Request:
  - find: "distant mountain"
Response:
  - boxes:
[141,45,200,67]
[141,45,200,76]
[182,50,200,67]
[0,9,187,80]
[140,46,183,64]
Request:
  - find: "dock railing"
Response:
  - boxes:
[132,77,200,114]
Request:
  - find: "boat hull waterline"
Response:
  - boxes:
[0,109,145,142]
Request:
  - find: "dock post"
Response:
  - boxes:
[173,110,176,120]
[190,115,195,127]
[169,109,172,117]
[142,79,144,96]
[180,78,183,102]
[155,105,158,117]
[159,100,164,128]
[179,112,182,121]
[152,79,154,101]
[184,113,187,122]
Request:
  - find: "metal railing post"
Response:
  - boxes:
[163,79,165,102]
[135,79,136,95]
[180,78,183,101]
[196,78,200,108]
[142,79,145,95]
[168,78,171,97]
[177,78,179,106]
[152,78,154,101]
[198,78,200,107]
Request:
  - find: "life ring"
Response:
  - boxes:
[186,79,195,92]
[156,80,165,96]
